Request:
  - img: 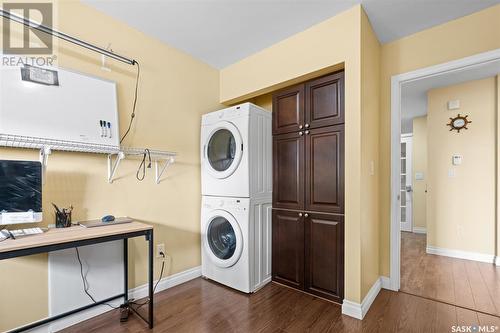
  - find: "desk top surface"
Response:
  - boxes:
[0,221,152,254]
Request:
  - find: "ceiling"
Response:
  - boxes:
[401,59,500,133]
[83,0,500,69]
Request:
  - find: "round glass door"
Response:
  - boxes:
[204,121,243,179]
[208,216,237,259]
[207,129,236,172]
[204,210,243,268]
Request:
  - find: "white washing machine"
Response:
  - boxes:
[201,102,272,198]
[201,195,272,293]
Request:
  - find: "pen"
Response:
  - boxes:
[52,203,62,214]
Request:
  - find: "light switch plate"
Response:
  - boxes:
[452,155,462,165]
[415,172,424,180]
[448,100,460,110]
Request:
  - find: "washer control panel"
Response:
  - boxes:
[203,197,247,211]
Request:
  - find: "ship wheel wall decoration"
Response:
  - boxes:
[447,114,471,133]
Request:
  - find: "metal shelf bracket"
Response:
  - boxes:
[107,151,125,184]
[155,156,175,184]
[39,146,52,185]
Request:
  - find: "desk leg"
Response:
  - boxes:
[124,238,128,303]
[148,230,154,328]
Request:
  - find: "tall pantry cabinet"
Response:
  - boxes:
[271,71,345,303]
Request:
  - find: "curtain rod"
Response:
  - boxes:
[0,8,137,66]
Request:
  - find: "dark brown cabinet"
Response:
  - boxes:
[272,84,304,135]
[272,131,304,210]
[304,212,344,302]
[305,125,344,214]
[305,71,344,129]
[272,71,345,303]
[272,209,304,289]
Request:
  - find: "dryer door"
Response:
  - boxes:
[203,121,243,179]
[203,210,243,268]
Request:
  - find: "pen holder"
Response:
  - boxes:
[55,211,72,228]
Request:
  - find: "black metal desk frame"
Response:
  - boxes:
[0,228,154,332]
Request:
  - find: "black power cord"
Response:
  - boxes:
[136,148,152,181]
[130,251,166,310]
[75,248,118,309]
[120,60,141,144]
[75,248,167,315]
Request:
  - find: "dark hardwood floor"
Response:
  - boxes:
[401,231,500,316]
[62,277,500,333]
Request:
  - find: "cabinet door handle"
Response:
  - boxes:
[305,123,310,128]
[304,213,309,217]
[299,131,304,136]
[298,212,303,217]
[305,130,310,135]
[299,125,303,129]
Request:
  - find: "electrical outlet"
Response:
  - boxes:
[156,244,165,258]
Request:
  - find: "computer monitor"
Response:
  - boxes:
[0,160,42,225]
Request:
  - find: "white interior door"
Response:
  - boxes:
[400,135,413,232]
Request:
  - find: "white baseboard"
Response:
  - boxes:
[380,276,392,290]
[129,265,201,300]
[495,256,500,266]
[342,277,382,320]
[426,246,495,264]
[16,266,201,333]
[412,227,426,234]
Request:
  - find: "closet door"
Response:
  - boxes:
[272,209,304,289]
[273,131,305,211]
[305,125,344,214]
[304,212,344,302]
[305,72,344,130]
[272,84,304,135]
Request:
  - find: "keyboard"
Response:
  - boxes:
[9,228,44,238]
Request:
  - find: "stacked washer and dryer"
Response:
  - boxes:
[200,102,272,293]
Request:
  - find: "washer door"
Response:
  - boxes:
[204,210,243,268]
[204,121,243,179]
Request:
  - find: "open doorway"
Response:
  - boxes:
[391,49,500,316]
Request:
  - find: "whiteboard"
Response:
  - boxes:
[0,65,120,148]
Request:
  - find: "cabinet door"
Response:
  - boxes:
[305,71,344,129]
[272,84,304,135]
[273,132,305,210]
[305,125,344,214]
[304,213,344,303]
[272,209,304,289]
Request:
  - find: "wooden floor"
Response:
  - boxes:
[62,277,500,333]
[401,231,500,316]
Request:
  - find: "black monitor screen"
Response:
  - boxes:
[0,160,42,213]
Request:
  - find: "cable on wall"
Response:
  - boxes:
[120,60,141,144]
[136,148,151,181]
[75,248,118,309]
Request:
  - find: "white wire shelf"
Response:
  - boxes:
[0,134,177,184]
[108,147,177,184]
[0,134,120,154]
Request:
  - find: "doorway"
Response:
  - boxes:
[390,49,500,315]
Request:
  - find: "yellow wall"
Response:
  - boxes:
[412,116,427,230]
[0,1,221,331]
[426,78,496,255]
[360,9,381,298]
[221,5,383,303]
[379,4,500,276]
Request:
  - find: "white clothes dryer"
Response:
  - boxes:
[201,103,272,198]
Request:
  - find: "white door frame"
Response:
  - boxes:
[389,48,500,291]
